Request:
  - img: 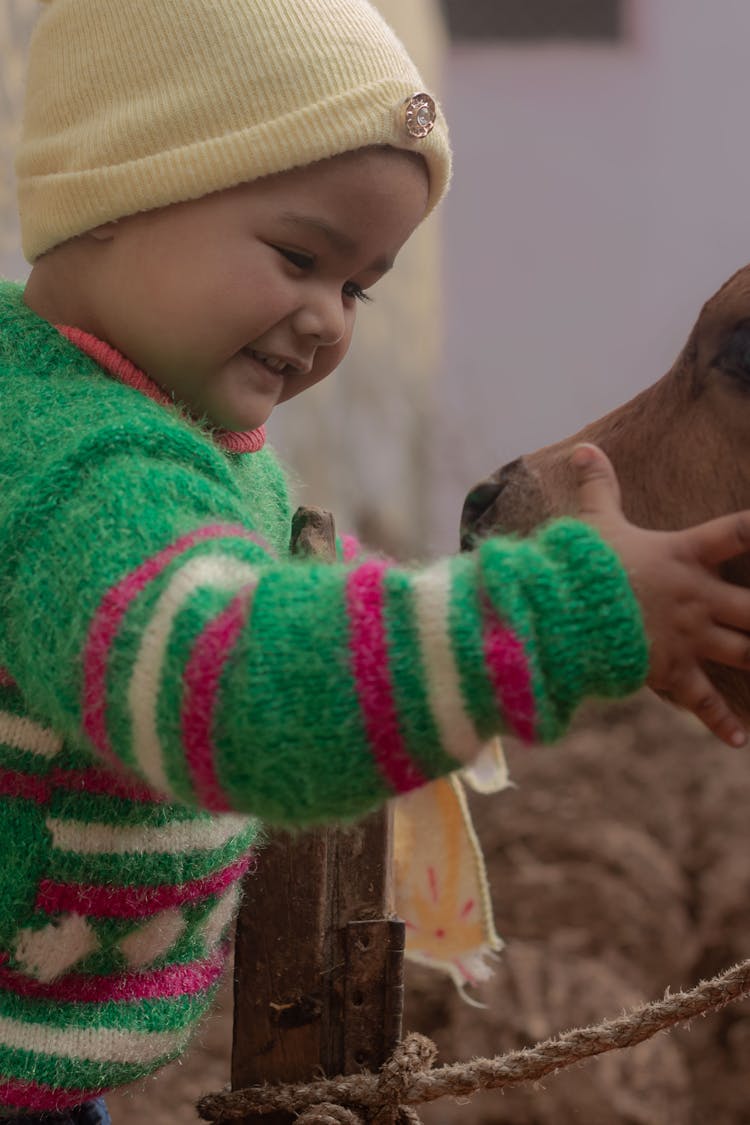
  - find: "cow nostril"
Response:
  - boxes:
[460,466,520,551]
[461,481,504,542]
[461,457,551,547]
[460,458,532,550]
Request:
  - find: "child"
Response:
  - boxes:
[3,0,750,1119]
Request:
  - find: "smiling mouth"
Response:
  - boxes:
[243,348,295,375]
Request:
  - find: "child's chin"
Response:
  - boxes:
[208,400,272,432]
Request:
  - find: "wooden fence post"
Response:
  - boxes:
[231,508,405,1123]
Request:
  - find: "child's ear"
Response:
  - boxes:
[87,221,120,242]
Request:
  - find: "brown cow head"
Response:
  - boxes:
[461,263,750,716]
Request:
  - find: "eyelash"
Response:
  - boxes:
[274,246,373,304]
[343,282,372,304]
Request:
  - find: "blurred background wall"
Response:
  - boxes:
[0,0,36,280]
[430,0,750,553]
[3,0,750,556]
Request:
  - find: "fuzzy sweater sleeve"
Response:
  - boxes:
[0,336,648,829]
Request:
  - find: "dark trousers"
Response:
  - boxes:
[5,1099,110,1125]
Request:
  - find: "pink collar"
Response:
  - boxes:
[56,325,266,454]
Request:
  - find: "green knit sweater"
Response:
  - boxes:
[0,280,647,1113]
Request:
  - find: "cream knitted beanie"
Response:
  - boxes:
[16,0,452,263]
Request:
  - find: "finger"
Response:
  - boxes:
[670,668,747,747]
[570,443,623,519]
[698,626,750,671]
[703,578,750,633]
[686,510,750,566]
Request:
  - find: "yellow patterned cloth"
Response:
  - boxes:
[393,738,508,1000]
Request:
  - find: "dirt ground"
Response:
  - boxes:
[107,692,750,1124]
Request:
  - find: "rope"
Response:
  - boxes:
[197,958,750,1123]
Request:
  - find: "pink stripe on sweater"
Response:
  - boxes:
[346,560,427,794]
[57,326,266,453]
[482,605,536,743]
[0,767,49,805]
[0,942,228,1004]
[83,524,251,767]
[0,668,18,689]
[0,1079,102,1114]
[340,534,362,562]
[182,588,255,811]
[49,766,165,804]
[35,852,254,918]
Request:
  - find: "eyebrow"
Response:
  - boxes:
[278,211,394,274]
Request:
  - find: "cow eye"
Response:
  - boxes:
[714,320,750,382]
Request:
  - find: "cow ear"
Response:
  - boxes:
[714,319,750,381]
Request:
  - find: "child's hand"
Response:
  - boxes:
[571,442,750,748]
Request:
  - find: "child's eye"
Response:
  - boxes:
[342,281,372,304]
[274,246,314,270]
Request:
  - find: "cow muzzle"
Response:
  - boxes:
[460,457,552,549]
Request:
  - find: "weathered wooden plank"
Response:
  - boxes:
[232,812,401,1121]
[232,831,328,1125]
[231,508,403,1122]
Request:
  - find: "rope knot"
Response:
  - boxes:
[371,1033,436,1125]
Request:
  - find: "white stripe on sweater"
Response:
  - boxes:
[119,908,186,969]
[46,813,250,855]
[128,554,258,794]
[0,711,63,759]
[201,882,241,951]
[14,915,98,983]
[0,1015,188,1065]
[411,560,483,766]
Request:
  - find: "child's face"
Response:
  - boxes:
[82,147,429,431]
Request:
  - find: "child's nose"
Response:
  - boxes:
[293,288,346,347]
